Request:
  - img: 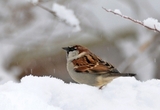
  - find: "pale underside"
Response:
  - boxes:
[67,61,118,87]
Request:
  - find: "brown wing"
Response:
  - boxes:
[72,53,120,74]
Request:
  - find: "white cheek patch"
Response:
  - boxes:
[68,50,79,58]
[68,51,86,61]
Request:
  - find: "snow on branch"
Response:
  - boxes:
[36,3,57,16]
[52,3,81,32]
[29,1,81,32]
[102,7,160,33]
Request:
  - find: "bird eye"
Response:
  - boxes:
[68,46,77,51]
[74,47,77,50]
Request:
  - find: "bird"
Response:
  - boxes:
[62,45,136,89]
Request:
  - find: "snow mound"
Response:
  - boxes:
[0,75,160,110]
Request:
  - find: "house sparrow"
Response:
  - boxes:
[62,45,136,88]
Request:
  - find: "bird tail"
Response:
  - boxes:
[120,73,136,77]
[102,73,136,78]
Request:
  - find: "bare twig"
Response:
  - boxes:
[31,2,70,26]
[118,34,157,73]
[102,7,160,33]
[35,3,57,17]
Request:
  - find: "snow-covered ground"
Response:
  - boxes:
[0,75,160,110]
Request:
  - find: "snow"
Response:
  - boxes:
[114,9,122,15]
[143,18,160,30]
[52,3,81,32]
[0,75,160,110]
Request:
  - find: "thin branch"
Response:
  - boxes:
[31,2,70,26]
[102,7,160,33]
[118,34,157,73]
[35,3,57,17]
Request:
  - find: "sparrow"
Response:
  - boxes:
[62,45,136,88]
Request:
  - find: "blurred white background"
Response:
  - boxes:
[0,0,160,84]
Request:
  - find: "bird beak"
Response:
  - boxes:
[62,47,69,51]
[62,47,70,55]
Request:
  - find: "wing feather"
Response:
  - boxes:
[72,53,120,74]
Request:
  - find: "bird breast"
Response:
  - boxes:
[67,62,97,86]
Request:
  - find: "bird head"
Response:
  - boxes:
[62,45,89,61]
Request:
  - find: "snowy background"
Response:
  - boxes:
[0,0,159,83]
[0,0,160,109]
